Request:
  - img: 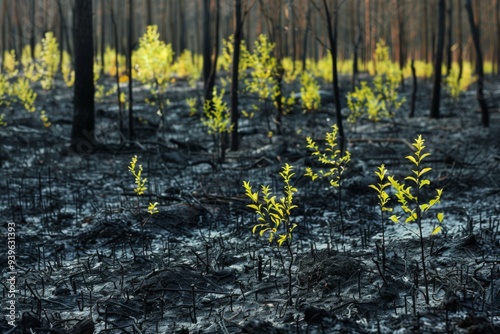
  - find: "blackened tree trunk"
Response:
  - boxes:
[30,0,36,57]
[100,0,106,72]
[457,0,463,81]
[430,0,445,119]
[409,59,417,117]
[202,0,212,90]
[127,0,134,140]
[445,0,453,75]
[71,0,95,152]
[323,0,345,154]
[204,0,220,103]
[230,0,243,151]
[146,0,153,25]
[465,0,489,127]
[496,0,500,76]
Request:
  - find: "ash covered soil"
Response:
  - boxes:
[1,76,500,333]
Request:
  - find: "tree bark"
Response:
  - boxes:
[323,0,345,154]
[204,0,220,103]
[423,0,429,62]
[457,0,463,81]
[465,0,489,127]
[364,0,371,63]
[71,0,95,152]
[31,0,36,57]
[230,0,243,151]
[127,0,134,140]
[445,0,452,75]
[100,0,106,71]
[409,59,417,117]
[496,0,500,76]
[430,0,445,119]
[146,0,153,25]
[202,0,212,89]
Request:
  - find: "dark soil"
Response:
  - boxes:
[1,76,500,333]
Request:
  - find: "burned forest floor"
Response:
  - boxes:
[1,75,500,334]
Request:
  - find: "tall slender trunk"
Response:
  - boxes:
[364,0,371,63]
[101,0,106,71]
[230,0,243,151]
[465,0,489,127]
[391,0,400,65]
[445,0,452,75]
[179,0,186,51]
[457,0,463,81]
[146,0,152,25]
[31,0,36,57]
[496,0,500,76]
[71,0,95,152]
[430,0,445,119]
[423,0,429,63]
[204,0,220,103]
[323,0,345,154]
[127,0,134,141]
[202,0,211,89]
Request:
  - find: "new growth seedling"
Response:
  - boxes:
[369,164,392,275]
[128,155,159,221]
[387,135,444,304]
[305,124,351,248]
[202,87,234,164]
[243,163,298,303]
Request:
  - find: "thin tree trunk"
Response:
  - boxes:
[146,0,152,25]
[127,0,134,141]
[409,59,417,117]
[101,0,106,71]
[445,0,452,75]
[398,0,406,69]
[364,0,371,63]
[351,0,361,91]
[204,0,220,104]
[202,0,211,89]
[179,0,186,51]
[465,0,489,127]
[457,0,463,81]
[57,0,64,64]
[230,0,243,151]
[31,0,36,57]
[71,0,95,152]
[13,0,23,55]
[423,0,429,63]
[110,5,124,140]
[323,0,345,154]
[391,0,400,65]
[496,0,500,76]
[301,4,311,72]
[430,0,445,119]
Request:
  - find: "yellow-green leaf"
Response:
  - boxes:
[431,226,442,235]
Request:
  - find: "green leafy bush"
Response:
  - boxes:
[300,71,321,112]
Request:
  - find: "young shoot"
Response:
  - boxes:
[243,163,298,247]
[128,155,159,225]
[387,135,444,304]
[305,124,351,247]
[243,163,298,304]
[369,164,392,274]
[202,87,233,163]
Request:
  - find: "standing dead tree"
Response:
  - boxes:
[465,0,489,127]
[71,0,95,153]
[430,0,445,119]
[311,0,346,154]
[230,0,255,151]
